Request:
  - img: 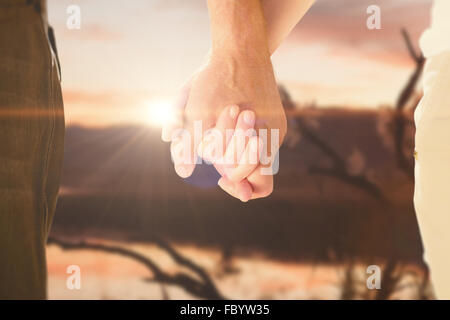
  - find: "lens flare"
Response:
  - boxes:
[146,99,173,128]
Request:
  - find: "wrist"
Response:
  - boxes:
[209,46,271,69]
[207,0,270,65]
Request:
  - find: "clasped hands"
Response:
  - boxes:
[161,53,286,202]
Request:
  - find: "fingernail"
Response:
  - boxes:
[243,111,255,126]
[229,105,239,119]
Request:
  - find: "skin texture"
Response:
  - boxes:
[162,0,316,201]
[264,0,316,53]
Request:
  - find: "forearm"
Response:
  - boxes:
[263,0,316,54]
[207,0,270,63]
[207,0,315,59]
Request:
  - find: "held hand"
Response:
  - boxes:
[161,53,287,201]
[201,106,276,202]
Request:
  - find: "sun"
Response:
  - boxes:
[145,98,174,128]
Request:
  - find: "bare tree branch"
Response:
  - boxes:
[401,29,422,63]
[397,29,425,111]
[393,29,425,180]
[308,164,385,200]
[146,235,222,297]
[47,236,225,300]
[279,86,386,201]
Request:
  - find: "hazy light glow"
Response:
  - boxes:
[146,99,174,128]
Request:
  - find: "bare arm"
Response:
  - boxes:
[263,0,316,54]
[208,0,316,56]
[164,0,315,201]
[207,0,270,62]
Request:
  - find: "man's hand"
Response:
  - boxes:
[162,53,286,200]
[161,0,317,201]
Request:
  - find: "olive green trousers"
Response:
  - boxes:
[0,1,64,299]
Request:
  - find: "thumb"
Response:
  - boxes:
[161,78,192,142]
[170,128,197,178]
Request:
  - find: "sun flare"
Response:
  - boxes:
[145,99,174,128]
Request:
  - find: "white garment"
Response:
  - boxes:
[419,0,450,58]
[414,0,450,299]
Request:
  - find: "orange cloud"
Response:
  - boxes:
[61,23,123,41]
[288,0,431,67]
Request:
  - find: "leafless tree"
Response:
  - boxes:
[48,236,225,300]
[281,28,430,299]
[280,86,386,201]
[392,29,425,179]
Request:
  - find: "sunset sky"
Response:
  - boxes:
[47,0,433,127]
